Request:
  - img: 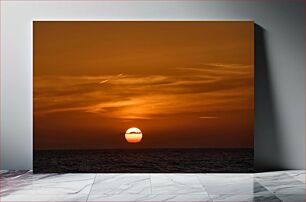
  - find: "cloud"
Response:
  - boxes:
[199,116,218,119]
[99,80,109,84]
[34,63,253,120]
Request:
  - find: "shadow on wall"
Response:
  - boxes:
[254,24,283,171]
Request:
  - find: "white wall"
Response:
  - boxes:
[1,0,304,170]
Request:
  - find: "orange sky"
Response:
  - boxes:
[34,21,254,150]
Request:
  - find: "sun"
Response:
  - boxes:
[125,127,143,143]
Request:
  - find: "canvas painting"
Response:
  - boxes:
[34,21,254,173]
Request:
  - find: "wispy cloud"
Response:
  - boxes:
[199,116,218,119]
[34,63,253,120]
[99,80,109,84]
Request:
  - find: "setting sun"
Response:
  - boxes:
[125,127,143,143]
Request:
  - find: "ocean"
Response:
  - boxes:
[34,148,254,173]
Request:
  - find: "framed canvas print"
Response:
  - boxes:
[34,21,254,173]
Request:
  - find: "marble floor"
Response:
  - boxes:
[0,170,305,202]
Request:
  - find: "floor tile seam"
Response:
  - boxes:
[86,174,97,202]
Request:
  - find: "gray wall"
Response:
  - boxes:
[1,0,304,170]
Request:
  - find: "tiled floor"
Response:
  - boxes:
[0,170,305,202]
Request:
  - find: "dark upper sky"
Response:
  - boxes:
[34,21,254,150]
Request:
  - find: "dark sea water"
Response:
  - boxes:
[34,148,254,173]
